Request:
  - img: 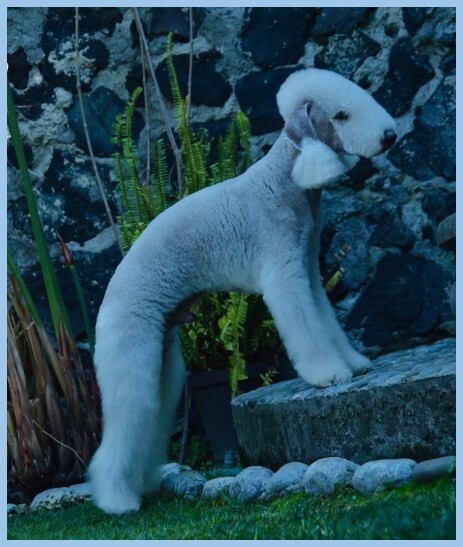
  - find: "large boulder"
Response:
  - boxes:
[232,339,455,467]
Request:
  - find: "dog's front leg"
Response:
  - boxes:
[307,189,372,375]
[262,269,352,387]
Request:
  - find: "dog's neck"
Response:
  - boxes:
[267,134,300,167]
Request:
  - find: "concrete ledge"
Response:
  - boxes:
[231,339,455,467]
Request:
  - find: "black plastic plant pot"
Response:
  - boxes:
[187,363,269,462]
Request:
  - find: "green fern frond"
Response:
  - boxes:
[112,87,157,249]
[229,354,247,398]
[117,219,134,252]
[218,292,249,397]
[216,135,234,181]
[236,293,249,328]
[236,110,252,170]
[209,163,221,184]
[151,138,169,218]
[180,324,197,365]
[192,140,208,191]
[166,33,184,127]
[223,119,238,178]
[121,89,149,222]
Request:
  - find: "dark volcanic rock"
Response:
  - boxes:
[41,37,109,92]
[314,31,381,78]
[8,47,32,89]
[430,7,456,48]
[389,77,455,181]
[241,7,316,67]
[63,244,123,335]
[441,54,456,74]
[346,254,452,347]
[232,339,456,467]
[8,194,32,238]
[11,82,54,121]
[41,149,117,243]
[41,8,117,91]
[130,7,206,46]
[414,77,456,181]
[422,188,456,225]
[125,63,144,96]
[342,158,378,189]
[191,118,234,141]
[67,86,144,156]
[8,141,33,170]
[368,175,408,202]
[80,39,110,74]
[311,7,375,43]
[149,7,206,42]
[41,7,122,55]
[20,241,121,341]
[150,7,192,41]
[326,217,371,291]
[386,131,435,181]
[365,202,415,251]
[402,7,432,35]
[155,51,232,107]
[373,39,435,117]
[235,67,298,135]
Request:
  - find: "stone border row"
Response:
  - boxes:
[7,455,455,515]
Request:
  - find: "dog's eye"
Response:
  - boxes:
[333,111,350,121]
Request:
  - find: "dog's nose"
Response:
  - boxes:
[381,129,397,151]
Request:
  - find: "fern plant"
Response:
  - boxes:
[113,87,154,250]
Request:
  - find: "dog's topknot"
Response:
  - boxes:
[276,69,356,121]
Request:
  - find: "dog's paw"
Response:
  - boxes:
[345,350,373,376]
[93,490,141,515]
[296,356,352,388]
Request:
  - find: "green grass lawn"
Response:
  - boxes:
[8,479,455,540]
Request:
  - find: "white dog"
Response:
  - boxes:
[88,68,397,514]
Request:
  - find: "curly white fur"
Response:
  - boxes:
[88,68,397,514]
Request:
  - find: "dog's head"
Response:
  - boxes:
[277,68,397,188]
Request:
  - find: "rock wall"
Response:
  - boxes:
[7,7,455,354]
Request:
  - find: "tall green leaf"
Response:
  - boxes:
[7,250,41,328]
[7,80,73,340]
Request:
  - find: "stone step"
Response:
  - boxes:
[231,338,455,467]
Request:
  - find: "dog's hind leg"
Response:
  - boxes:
[142,327,186,493]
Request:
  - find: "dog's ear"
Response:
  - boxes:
[305,101,345,154]
[283,104,317,151]
[283,102,345,154]
[283,103,347,189]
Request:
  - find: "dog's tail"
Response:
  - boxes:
[87,303,187,515]
[87,301,168,514]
